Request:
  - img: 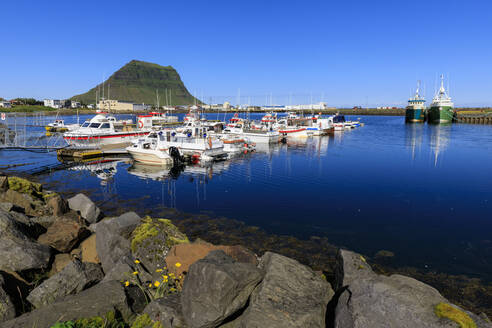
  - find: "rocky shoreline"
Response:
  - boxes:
[0,174,491,327]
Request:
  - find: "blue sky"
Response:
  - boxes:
[1,0,491,107]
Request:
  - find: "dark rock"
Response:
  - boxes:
[96,212,141,274]
[144,294,187,328]
[131,217,188,275]
[334,249,492,328]
[0,208,51,271]
[48,253,72,277]
[27,260,104,309]
[0,275,15,323]
[45,194,68,217]
[181,250,263,328]
[239,251,333,328]
[38,219,87,253]
[67,193,101,224]
[0,203,13,212]
[0,176,7,192]
[1,280,132,328]
[0,189,46,217]
[125,285,148,314]
[102,255,152,284]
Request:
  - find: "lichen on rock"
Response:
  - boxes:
[130,217,188,274]
[434,302,477,328]
[131,313,164,328]
[7,176,42,197]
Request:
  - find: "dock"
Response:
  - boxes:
[456,111,492,124]
[57,142,131,160]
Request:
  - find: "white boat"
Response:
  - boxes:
[126,133,173,165]
[278,126,309,138]
[223,123,280,144]
[63,114,150,147]
[128,126,227,164]
[306,117,335,136]
[218,135,255,154]
[45,119,80,132]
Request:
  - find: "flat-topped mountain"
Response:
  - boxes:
[71,60,199,105]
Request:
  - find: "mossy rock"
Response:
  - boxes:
[131,217,188,274]
[49,311,126,328]
[8,176,43,197]
[434,302,477,328]
[131,314,163,328]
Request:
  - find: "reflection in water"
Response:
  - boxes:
[429,125,451,167]
[68,158,124,185]
[405,124,424,160]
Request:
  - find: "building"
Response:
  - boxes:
[285,102,328,111]
[98,99,150,112]
[44,99,64,109]
[0,101,11,108]
[71,101,81,109]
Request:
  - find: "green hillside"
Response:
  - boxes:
[71,60,199,106]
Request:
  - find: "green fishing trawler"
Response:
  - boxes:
[405,81,426,123]
[428,75,454,124]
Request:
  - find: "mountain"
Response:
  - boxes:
[71,60,199,106]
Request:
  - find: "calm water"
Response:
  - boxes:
[1,114,492,280]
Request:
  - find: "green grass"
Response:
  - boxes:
[2,105,58,112]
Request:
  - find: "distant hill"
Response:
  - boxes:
[71,60,199,106]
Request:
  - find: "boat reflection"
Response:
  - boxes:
[127,161,232,181]
[404,124,424,160]
[429,125,451,167]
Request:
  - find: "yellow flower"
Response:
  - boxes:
[134,260,140,264]
[156,269,163,273]
[124,281,130,287]
[148,283,152,288]
[163,275,168,279]
[163,267,167,270]
[154,281,161,287]
[132,271,138,275]
[360,255,366,263]
[175,262,182,268]
[170,287,176,292]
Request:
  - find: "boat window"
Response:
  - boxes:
[81,122,90,128]
[100,123,110,129]
[89,123,101,128]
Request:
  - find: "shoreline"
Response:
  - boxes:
[1,172,491,321]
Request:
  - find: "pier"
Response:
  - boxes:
[456,111,492,124]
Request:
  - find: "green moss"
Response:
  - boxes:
[131,218,160,252]
[49,311,125,328]
[7,176,42,196]
[131,217,188,253]
[130,314,163,328]
[434,302,477,328]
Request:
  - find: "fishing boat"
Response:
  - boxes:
[427,75,454,124]
[306,117,335,136]
[128,126,227,164]
[332,114,346,131]
[278,126,308,138]
[45,119,80,133]
[219,135,255,154]
[63,114,150,147]
[405,81,426,123]
[223,121,280,144]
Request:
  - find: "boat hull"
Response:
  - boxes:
[405,108,426,123]
[64,131,149,147]
[127,148,172,165]
[279,128,308,138]
[427,106,454,124]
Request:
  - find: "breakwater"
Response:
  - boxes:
[1,174,491,327]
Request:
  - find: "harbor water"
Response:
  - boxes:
[1,114,491,281]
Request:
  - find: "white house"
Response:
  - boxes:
[0,101,11,108]
[44,99,64,109]
[71,101,81,109]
